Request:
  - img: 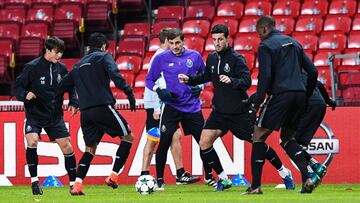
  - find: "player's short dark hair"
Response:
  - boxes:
[167,28,184,41]
[88,32,109,49]
[211,24,229,38]
[45,36,65,53]
[256,15,276,29]
[159,28,171,44]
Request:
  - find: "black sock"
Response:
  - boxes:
[303,150,312,163]
[200,146,224,175]
[176,168,185,178]
[251,142,266,189]
[26,147,38,179]
[265,145,283,170]
[281,140,309,183]
[64,152,76,185]
[200,152,213,180]
[77,152,94,180]
[141,171,150,175]
[112,141,132,173]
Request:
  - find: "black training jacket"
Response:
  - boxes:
[57,49,133,111]
[255,30,318,106]
[189,46,251,114]
[14,56,78,120]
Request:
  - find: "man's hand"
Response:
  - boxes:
[68,105,79,117]
[156,88,173,102]
[127,93,136,111]
[153,111,160,120]
[178,74,190,83]
[219,75,231,84]
[26,92,36,100]
[191,86,202,98]
[328,99,336,111]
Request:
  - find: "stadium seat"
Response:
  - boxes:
[244,1,272,16]
[342,49,360,66]
[115,55,142,74]
[0,40,12,82]
[117,41,145,57]
[123,22,150,41]
[314,50,341,68]
[3,0,30,10]
[148,37,161,52]
[329,0,356,16]
[107,40,116,58]
[273,16,295,35]
[342,71,360,86]
[323,15,351,34]
[132,87,144,99]
[185,5,215,21]
[200,89,213,108]
[53,7,81,49]
[60,58,79,71]
[184,36,205,53]
[0,24,20,46]
[16,23,48,61]
[118,71,135,87]
[204,36,233,51]
[234,32,260,54]
[202,50,212,62]
[352,15,360,31]
[85,0,112,31]
[26,8,53,30]
[300,0,329,17]
[347,31,360,49]
[216,1,244,19]
[133,70,147,87]
[238,16,257,33]
[211,16,238,36]
[31,0,58,9]
[317,66,332,88]
[156,6,185,22]
[342,87,360,105]
[182,19,210,38]
[117,0,145,13]
[142,52,155,71]
[241,53,255,69]
[272,0,300,17]
[187,0,214,6]
[0,8,26,27]
[318,32,346,52]
[58,0,85,15]
[152,21,180,37]
[292,31,319,54]
[295,16,323,34]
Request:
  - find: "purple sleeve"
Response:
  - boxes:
[145,55,162,91]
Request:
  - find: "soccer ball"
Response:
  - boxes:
[135,175,157,195]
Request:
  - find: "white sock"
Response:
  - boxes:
[218,171,228,180]
[112,171,119,176]
[75,178,83,183]
[31,177,39,183]
[69,181,75,186]
[310,158,318,165]
[277,165,289,179]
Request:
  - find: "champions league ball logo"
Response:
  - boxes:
[306,122,339,166]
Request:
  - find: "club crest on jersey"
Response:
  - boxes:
[224,63,230,73]
[186,59,193,68]
[40,77,45,85]
[57,74,62,83]
[161,125,166,132]
[26,125,32,132]
[211,65,215,73]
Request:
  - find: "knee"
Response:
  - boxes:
[27,140,38,148]
[199,137,210,150]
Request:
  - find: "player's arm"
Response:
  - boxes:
[187,56,211,85]
[317,80,336,110]
[301,50,318,97]
[253,44,272,108]
[145,55,162,91]
[60,66,79,108]
[57,70,75,97]
[227,54,251,91]
[14,64,33,102]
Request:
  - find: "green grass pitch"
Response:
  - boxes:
[1,184,359,203]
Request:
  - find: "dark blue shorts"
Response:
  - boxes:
[25,117,69,141]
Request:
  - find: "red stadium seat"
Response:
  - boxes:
[200,89,213,108]
[52,7,81,48]
[204,36,233,51]
[107,40,116,58]
[185,5,215,21]
[314,50,341,68]
[117,0,145,13]
[142,52,155,71]
[117,41,145,57]
[0,8,26,26]
[300,0,328,17]
[31,0,58,9]
[241,53,255,69]
[272,0,300,17]
[352,15,360,31]
[202,50,212,62]
[318,32,346,52]
[0,24,20,46]
[152,21,180,36]
[274,16,295,35]
[132,87,144,99]
[3,0,30,10]
[187,0,214,6]
[317,66,332,88]
[119,71,135,87]
[148,38,160,52]
[211,16,238,36]
[292,31,319,54]
[60,58,79,71]
[184,36,205,53]
[182,19,210,38]
[295,16,323,34]
[244,1,272,16]
[234,32,260,54]
[156,6,184,22]
[342,87,360,105]
[347,31,360,49]
[85,0,112,31]
[26,8,53,30]
[58,0,85,15]
[329,0,356,16]
[0,40,12,81]
[323,15,351,34]
[115,55,142,74]
[341,49,360,66]
[342,71,360,86]
[123,22,150,41]
[238,16,258,33]
[133,70,147,87]
[216,1,244,19]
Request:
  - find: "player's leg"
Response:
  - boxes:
[170,128,188,184]
[141,140,157,175]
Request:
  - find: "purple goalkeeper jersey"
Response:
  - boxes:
[146,49,205,113]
